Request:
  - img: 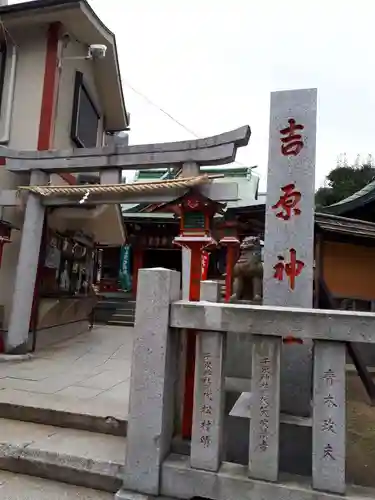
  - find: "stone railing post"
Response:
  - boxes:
[116,268,181,500]
[248,335,281,482]
[312,340,346,494]
[190,280,225,472]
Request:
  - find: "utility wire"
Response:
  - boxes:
[0,15,19,48]
[122,79,249,169]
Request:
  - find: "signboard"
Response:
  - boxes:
[119,245,132,291]
[184,211,205,230]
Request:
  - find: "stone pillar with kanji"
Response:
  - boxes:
[262,88,317,474]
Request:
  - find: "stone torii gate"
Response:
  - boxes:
[0,125,250,353]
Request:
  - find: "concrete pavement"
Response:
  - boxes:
[0,325,133,419]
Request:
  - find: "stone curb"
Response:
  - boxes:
[0,353,33,362]
[115,491,177,500]
[0,402,127,437]
[0,442,123,492]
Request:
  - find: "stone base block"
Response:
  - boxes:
[115,491,153,500]
[115,490,177,500]
[225,391,312,476]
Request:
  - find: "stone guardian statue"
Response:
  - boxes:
[230,236,263,303]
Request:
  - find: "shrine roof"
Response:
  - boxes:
[135,166,254,182]
[122,166,259,215]
[315,212,375,240]
[226,198,375,241]
[324,180,375,217]
[224,193,266,218]
[122,212,175,222]
[135,169,177,182]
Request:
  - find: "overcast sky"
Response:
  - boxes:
[12,0,375,189]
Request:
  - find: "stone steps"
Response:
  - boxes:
[107,321,134,327]
[94,298,136,327]
[0,417,125,492]
[111,311,135,318]
[108,313,135,326]
[0,470,113,499]
[0,390,127,436]
[107,311,135,327]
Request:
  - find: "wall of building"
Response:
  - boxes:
[0,26,49,326]
[0,26,48,189]
[53,35,103,150]
[323,240,375,300]
[0,27,107,327]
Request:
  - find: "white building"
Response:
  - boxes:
[0,0,129,351]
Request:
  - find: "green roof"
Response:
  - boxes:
[136,168,176,181]
[122,212,175,221]
[135,166,254,182]
[122,165,259,215]
[325,179,375,216]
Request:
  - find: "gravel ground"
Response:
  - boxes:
[347,373,375,487]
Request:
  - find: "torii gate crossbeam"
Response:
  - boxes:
[2,125,251,359]
[1,126,251,173]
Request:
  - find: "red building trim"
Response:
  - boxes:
[37,22,76,185]
[37,23,59,151]
[30,22,76,331]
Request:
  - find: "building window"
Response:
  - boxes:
[70,71,100,148]
[0,42,16,144]
[77,173,100,185]
[0,43,7,109]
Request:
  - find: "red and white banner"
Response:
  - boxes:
[201,251,209,280]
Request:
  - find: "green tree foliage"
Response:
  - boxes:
[315,154,375,210]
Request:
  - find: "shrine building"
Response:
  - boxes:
[99,166,375,311]
[96,170,375,327]
[99,166,260,297]
[224,192,375,312]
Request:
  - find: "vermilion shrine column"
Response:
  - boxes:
[180,162,199,300]
[169,190,222,438]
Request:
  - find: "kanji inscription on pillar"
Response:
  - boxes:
[263,88,317,417]
[273,248,305,290]
[280,119,305,156]
[249,336,281,482]
[313,341,346,494]
[200,353,213,448]
[271,183,302,220]
[190,331,224,472]
[263,88,317,309]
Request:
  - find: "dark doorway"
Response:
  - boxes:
[101,246,122,280]
[143,248,182,273]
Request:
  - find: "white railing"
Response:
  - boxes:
[116,268,375,500]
